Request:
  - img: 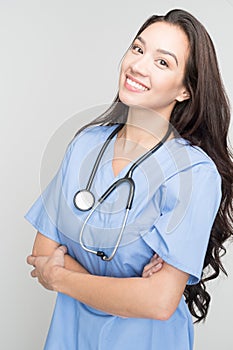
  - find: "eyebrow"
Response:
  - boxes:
[136,36,179,66]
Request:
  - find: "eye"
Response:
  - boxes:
[157,59,169,67]
[131,44,143,54]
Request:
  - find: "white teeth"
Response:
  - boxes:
[126,78,148,91]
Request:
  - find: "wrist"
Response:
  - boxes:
[52,266,69,292]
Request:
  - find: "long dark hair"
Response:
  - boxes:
[76,9,233,322]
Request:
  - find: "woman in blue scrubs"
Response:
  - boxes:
[26,9,233,350]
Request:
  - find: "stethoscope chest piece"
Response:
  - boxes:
[73,189,95,211]
[73,123,173,260]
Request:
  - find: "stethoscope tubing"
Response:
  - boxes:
[86,124,124,192]
[76,123,173,261]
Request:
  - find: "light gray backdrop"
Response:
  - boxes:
[1,0,232,349]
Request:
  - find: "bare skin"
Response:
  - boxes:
[27,21,191,321]
[27,233,188,320]
[32,232,163,277]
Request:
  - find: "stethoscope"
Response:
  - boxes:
[73,123,173,261]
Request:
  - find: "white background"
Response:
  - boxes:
[1,0,233,349]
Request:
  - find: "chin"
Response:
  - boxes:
[119,90,139,108]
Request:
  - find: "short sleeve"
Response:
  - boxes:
[24,139,75,243]
[141,163,222,285]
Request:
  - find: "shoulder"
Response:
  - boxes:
[159,137,222,202]
[157,139,222,223]
[69,124,118,150]
[162,137,221,180]
[161,138,222,205]
[61,124,119,172]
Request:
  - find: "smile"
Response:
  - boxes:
[125,77,149,92]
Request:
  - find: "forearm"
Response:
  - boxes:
[64,255,89,274]
[53,267,171,320]
[32,232,89,274]
[28,244,187,320]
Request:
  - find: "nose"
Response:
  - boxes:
[130,54,150,76]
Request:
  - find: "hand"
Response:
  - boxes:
[26,245,67,291]
[142,253,164,278]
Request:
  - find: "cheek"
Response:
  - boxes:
[152,74,183,94]
[120,51,135,73]
[119,56,131,87]
[119,60,127,81]
[120,54,128,69]
[119,69,125,90]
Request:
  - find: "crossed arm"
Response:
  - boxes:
[27,232,189,320]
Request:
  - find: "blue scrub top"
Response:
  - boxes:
[25,125,222,350]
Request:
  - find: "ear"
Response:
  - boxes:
[176,89,190,102]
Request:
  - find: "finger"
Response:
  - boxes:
[27,255,36,266]
[53,245,67,257]
[142,269,154,278]
[143,258,163,273]
[58,245,67,254]
[150,253,158,262]
[143,261,163,276]
[31,268,38,278]
[150,254,163,263]
[150,263,163,273]
[143,261,155,273]
[142,263,163,278]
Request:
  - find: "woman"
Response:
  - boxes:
[26,9,233,350]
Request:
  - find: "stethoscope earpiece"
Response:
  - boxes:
[73,189,95,211]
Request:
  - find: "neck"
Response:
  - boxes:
[118,107,172,149]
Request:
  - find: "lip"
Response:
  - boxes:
[126,74,149,90]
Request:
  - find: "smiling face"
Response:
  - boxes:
[119,21,190,119]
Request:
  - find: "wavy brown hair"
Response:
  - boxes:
[76,9,233,322]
